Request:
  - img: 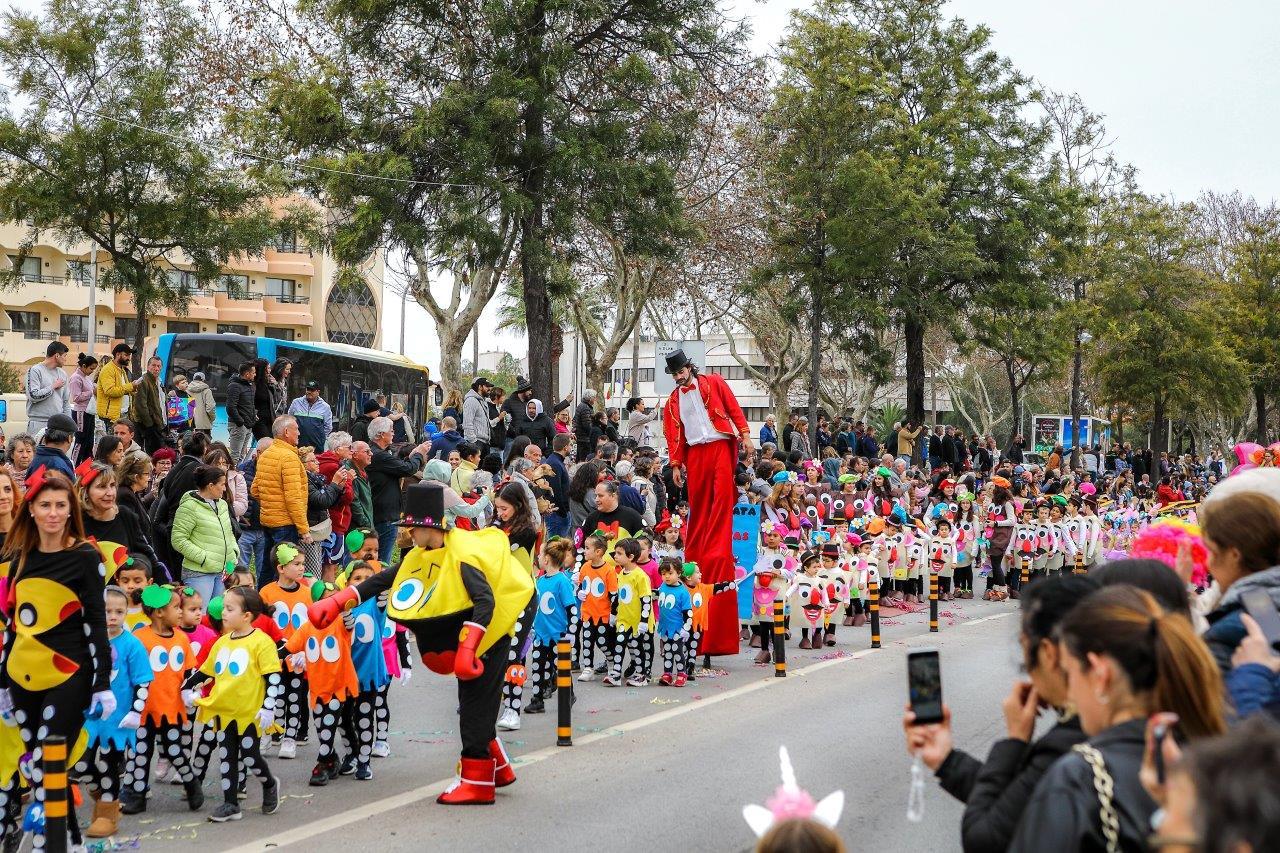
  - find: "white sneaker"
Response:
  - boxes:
[277,737,297,760]
[371,741,391,759]
[576,669,595,682]
[496,708,521,731]
[626,676,648,688]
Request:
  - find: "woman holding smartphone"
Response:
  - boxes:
[902,575,1095,853]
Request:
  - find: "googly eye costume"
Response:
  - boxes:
[306,482,534,806]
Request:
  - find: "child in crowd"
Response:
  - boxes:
[116,556,151,632]
[186,586,282,822]
[75,586,152,840]
[654,558,692,686]
[180,586,220,665]
[343,560,387,775]
[605,538,653,688]
[651,518,683,562]
[526,539,578,714]
[575,533,617,682]
[377,621,411,758]
[121,584,202,815]
[792,551,826,650]
[284,582,361,786]
[259,543,312,758]
[635,534,660,590]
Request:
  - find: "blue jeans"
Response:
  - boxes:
[239,527,266,578]
[376,520,398,564]
[262,525,300,587]
[182,570,225,603]
[545,512,570,539]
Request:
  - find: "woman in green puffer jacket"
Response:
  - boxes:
[170,464,239,603]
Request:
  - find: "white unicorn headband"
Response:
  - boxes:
[742,746,844,837]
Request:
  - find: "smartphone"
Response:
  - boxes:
[907,648,944,725]
[1242,589,1280,651]
[1152,723,1168,785]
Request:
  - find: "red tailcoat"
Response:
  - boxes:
[663,373,749,655]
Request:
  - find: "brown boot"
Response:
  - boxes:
[798,637,811,650]
[852,612,866,627]
[749,633,761,648]
[842,614,854,626]
[86,800,120,839]
[754,648,771,664]
[824,629,836,647]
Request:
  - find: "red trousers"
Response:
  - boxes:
[684,438,739,656]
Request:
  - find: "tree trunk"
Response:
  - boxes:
[1256,383,1268,443]
[133,297,148,375]
[1152,393,1168,454]
[807,229,823,453]
[436,324,467,392]
[1005,361,1022,448]
[1069,328,1083,468]
[519,0,552,402]
[550,322,563,401]
[903,314,926,427]
[631,328,640,400]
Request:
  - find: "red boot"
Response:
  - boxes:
[489,740,516,788]
[436,757,495,805]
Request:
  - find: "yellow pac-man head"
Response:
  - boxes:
[8,578,82,690]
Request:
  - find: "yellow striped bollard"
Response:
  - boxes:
[868,575,881,649]
[556,638,573,746]
[42,735,68,853]
[928,574,939,633]
[772,598,786,677]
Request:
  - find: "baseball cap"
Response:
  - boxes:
[363,399,382,414]
[305,380,320,391]
[46,413,76,434]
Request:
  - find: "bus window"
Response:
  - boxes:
[166,338,257,401]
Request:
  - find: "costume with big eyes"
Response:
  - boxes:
[655,582,692,679]
[286,612,360,773]
[522,571,577,707]
[610,569,654,682]
[344,596,389,764]
[326,528,534,771]
[576,560,618,676]
[124,627,199,800]
[684,579,734,678]
[791,574,826,647]
[0,543,111,850]
[818,565,850,638]
[183,628,282,805]
[73,628,151,804]
[260,580,313,742]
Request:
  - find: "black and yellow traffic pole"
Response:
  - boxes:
[772,598,786,677]
[928,573,940,633]
[1073,551,1087,575]
[41,735,68,853]
[556,638,573,747]
[868,575,881,650]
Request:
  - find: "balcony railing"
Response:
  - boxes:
[267,294,310,304]
[214,289,263,300]
[9,273,78,286]
[22,330,59,340]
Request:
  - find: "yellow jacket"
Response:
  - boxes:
[96,360,131,421]
[250,439,309,535]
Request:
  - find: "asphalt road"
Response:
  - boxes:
[102,597,1025,852]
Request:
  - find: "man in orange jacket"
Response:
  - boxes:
[662,348,753,656]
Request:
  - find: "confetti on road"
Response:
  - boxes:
[649,697,681,705]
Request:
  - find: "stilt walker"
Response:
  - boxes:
[661,348,754,657]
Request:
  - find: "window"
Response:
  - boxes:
[167,320,200,334]
[115,317,141,341]
[166,337,258,401]
[265,327,296,341]
[67,261,92,284]
[325,280,376,347]
[266,277,296,298]
[59,314,89,342]
[216,274,250,295]
[639,368,654,383]
[166,269,200,291]
[276,231,298,252]
[217,324,249,336]
[7,256,40,281]
[7,311,39,333]
[742,407,771,422]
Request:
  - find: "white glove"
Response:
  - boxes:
[398,670,412,686]
[288,652,307,671]
[638,623,650,636]
[181,689,199,711]
[90,690,117,720]
[119,711,142,730]
[0,688,14,727]
[254,708,275,732]
[677,629,690,641]
[577,589,589,601]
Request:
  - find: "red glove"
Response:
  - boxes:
[308,587,359,628]
[453,621,487,681]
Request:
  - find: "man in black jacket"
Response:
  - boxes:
[349,398,381,444]
[226,361,257,463]
[501,377,534,451]
[544,434,572,538]
[366,415,432,563]
[574,389,598,462]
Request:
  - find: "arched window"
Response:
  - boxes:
[326,279,377,348]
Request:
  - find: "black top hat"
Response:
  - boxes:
[663,348,693,375]
[399,481,451,530]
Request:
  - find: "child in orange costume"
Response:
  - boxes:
[259,543,313,758]
[120,584,203,815]
[285,583,360,786]
[681,561,736,683]
[574,533,617,683]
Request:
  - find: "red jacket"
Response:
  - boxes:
[662,372,749,468]
[1156,483,1183,507]
[317,450,355,534]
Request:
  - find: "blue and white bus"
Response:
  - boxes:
[155,333,431,441]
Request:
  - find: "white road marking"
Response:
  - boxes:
[228,609,1015,851]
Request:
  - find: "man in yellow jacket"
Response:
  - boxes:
[96,343,137,426]
[250,414,311,585]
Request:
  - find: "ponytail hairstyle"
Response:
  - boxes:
[1059,585,1226,739]
[77,352,98,370]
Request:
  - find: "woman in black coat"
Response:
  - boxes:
[510,398,557,455]
[252,357,274,439]
[904,576,1094,852]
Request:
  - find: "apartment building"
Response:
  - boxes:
[0,221,385,367]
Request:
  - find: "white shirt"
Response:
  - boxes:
[678,378,731,447]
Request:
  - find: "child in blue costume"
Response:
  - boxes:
[342,560,388,776]
[524,539,578,715]
[74,586,153,840]
[655,558,693,686]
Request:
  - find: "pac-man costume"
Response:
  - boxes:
[307,482,534,806]
[0,541,111,850]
